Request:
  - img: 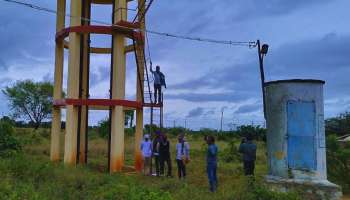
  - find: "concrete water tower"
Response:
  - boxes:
[50,0,162,174]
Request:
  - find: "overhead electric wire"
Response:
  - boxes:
[146,29,256,47]
[145,31,153,63]
[1,0,257,47]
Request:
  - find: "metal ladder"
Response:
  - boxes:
[133,38,163,133]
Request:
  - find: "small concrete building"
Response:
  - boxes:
[264,79,341,200]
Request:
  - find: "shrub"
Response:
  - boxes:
[35,128,50,139]
[236,125,266,142]
[235,177,301,200]
[325,112,350,136]
[326,135,350,192]
[221,139,241,163]
[97,119,109,138]
[125,127,135,136]
[0,121,21,157]
[0,154,172,200]
[97,119,135,138]
[15,128,44,145]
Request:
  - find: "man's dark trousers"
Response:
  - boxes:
[243,160,255,176]
[154,155,160,176]
[154,84,162,103]
[207,162,217,192]
[176,159,186,178]
[160,154,172,176]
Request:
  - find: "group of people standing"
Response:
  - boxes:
[140,131,256,193]
[140,131,190,179]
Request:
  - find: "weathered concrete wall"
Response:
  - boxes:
[265,176,342,200]
[265,80,327,180]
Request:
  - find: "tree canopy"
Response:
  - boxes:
[2,80,53,129]
[325,112,350,136]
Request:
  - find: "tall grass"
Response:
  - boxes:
[0,128,301,200]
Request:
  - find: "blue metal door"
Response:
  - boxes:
[287,100,316,170]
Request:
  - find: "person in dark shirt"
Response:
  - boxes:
[238,134,257,176]
[150,65,166,104]
[206,135,218,192]
[152,130,161,176]
[159,133,172,177]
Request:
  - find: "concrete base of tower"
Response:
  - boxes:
[265,175,342,200]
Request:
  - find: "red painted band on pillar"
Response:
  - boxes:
[55,25,142,42]
[53,98,143,109]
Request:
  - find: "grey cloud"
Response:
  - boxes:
[170,62,260,91]
[266,33,350,98]
[168,32,350,104]
[150,0,332,33]
[234,103,262,114]
[268,33,350,71]
[222,0,333,21]
[0,59,7,70]
[204,109,215,116]
[167,61,262,103]
[89,65,111,87]
[0,4,56,69]
[42,73,53,83]
[186,107,204,118]
[166,91,256,103]
[0,77,12,87]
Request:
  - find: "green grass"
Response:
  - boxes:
[0,129,301,200]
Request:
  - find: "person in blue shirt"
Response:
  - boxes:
[238,134,257,176]
[150,65,166,104]
[206,135,218,192]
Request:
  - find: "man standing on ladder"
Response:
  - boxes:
[150,65,166,104]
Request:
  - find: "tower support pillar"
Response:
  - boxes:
[64,0,82,165]
[78,0,91,164]
[109,0,127,173]
[134,0,146,172]
[50,0,66,162]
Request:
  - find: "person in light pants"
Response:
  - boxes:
[175,134,190,179]
[141,134,152,175]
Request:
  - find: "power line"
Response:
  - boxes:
[1,0,111,26]
[1,0,257,47]
[146,29,256,46]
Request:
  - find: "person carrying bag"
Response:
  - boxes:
[176,134,190,179]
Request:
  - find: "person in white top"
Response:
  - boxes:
[140,134,152,175]
[175,134,190,179]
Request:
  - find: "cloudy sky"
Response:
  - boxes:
[0,0,349,130]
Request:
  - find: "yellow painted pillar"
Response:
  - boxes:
[110,0,127,173]
[78,0,91,164]
[50,0,66,162]
[64,0,82,165]
[134,0,146,172]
